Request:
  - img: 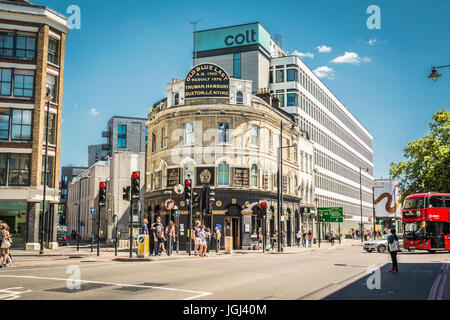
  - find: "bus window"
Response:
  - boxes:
[429,196,445,208]
[403,197,425,210]
[444,197,450,208]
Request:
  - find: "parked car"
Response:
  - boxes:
[363,234,404,253]
[57,225,69,246]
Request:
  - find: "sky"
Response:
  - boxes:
[34,0,450,179]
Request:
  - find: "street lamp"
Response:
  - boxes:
[359,167,370,243]
[428,65,450,82]
[40,94,53,255]
[277,121,298,252]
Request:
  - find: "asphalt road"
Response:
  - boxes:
[0,246,449,300]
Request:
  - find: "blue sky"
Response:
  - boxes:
[35,0,450,179]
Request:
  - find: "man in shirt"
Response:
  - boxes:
[154,216,164,256]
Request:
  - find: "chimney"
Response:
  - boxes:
[257,88,280,108]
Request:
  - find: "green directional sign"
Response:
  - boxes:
[318,207,344,223]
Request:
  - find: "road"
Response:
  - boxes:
[0,246,449,300]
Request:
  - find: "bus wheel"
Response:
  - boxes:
[428,250,436,254]
[378,245,386,253]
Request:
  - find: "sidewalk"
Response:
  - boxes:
[5,239,363,268]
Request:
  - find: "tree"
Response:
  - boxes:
[390,109,450,200]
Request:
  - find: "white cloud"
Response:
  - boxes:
[291,50,314,59]
[89,108,100,116]
[313,66,335,80]
[316,45,332,53]
[331,52,371,64]
[367,38,378,46]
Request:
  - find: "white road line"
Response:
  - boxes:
[0,275,212,301]
[0,287,32,300]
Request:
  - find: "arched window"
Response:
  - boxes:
[251,164,258,187]
[236,91,244,104]
[218,163,230,186]
[174,93,180,106]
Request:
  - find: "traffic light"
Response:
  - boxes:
[206,187,215,213]
[184,179,192,200]
[261,202,267,217]
[122,186,130,201]
[99,182,106,207]
[131,171,140,199]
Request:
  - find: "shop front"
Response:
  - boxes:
[0,201,28,249]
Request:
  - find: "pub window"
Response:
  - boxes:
[218,163,230,186]
[251,164,258,188]
[0,68,12,96]
[236,91,244,104]
[48,38,59,65]
[218,122,230,144]
[8,154,30,186]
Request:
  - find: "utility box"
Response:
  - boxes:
[225,236,233,254]
[137,235,149,258]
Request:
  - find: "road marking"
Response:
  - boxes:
[0,275,212,301]
[0,287,32,300]
[428,262,449,300]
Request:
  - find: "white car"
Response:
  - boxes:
[363,234,404,253]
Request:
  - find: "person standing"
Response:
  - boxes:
[1,223,12,268]
[200,225,207,257]
[296,230,302,247]
[149,222,156,255]
[271,231,278,251]
[153,216,164,256]
[330,231,335,246]
[302,230,307,248]
[141,219,149,235]
[307,231,313,248]
[214,227,221,253]
[257,227,263,250]
[165,221,175,255]
[388,228,400,273]
[193,221,202,257]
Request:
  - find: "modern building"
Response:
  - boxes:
[145,63,315,250]
[0,0,68,250]
[59,165,87,225]
[194,23,374,235]
[88,116,147,167]
[66,152,145,242]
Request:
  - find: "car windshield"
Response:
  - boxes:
[403,197,425,210]
[380,235,389,240]
[404,222,426,241]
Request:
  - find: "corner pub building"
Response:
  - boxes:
[145,63,315,250]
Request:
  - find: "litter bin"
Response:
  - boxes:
[137,235,149,258]
[225,236,233,254]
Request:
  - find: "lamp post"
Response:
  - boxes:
[428,65,450,82]
[40,94,53,255]
[190,20,202,66]
[277,121,298,252]
[359,167,370,243]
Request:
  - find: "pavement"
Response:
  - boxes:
[6,239,361,268]
[1,244,449,300]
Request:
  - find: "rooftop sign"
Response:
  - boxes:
[185,63,230,99]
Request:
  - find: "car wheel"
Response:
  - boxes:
[378,245,386,253]
[365,249,372,253]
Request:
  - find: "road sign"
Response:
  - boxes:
[174,210,179,217]
[174,184,184,195]
[90,208,95,215]
[163,198,175,211]
[318,207,344,223]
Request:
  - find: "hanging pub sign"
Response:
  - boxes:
[185,63,230,99]
[196,167,215,186]
[235,168,249,187]
[167,168,180,187]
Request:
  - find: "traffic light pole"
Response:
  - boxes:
[189,188,193,256]
[97,202,101,257]
[130,198,133,258]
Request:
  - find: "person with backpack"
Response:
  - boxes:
[388,228,400,273]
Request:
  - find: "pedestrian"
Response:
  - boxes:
[214,227,221,253]
[302,230,307,247]
[193,221,203,256]
[307,231,313,247]
[205,227,211,254]
[388,228,400,273]
[141,219,149,235]
[271,231,278,251]
[296,230,302,247]
[165,221,175,255]
[153,216,164,256]
[200,225,207,257]
[1,223,12,268]
[149,222,156,255]
[330,231,335,246]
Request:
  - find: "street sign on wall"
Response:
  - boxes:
[318,207,344,223]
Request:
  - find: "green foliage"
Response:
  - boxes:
[390,109,450,201]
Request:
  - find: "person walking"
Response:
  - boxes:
[302,230,307,248]
[307,231,313,248]
[200,225,207,257]
[205,227,211,254]
[153,216,164,256]
[388,228,400,273]
[213,227,221,253]
[257,227,263,250]
[149,222,156,255]
[165,221,175,255]
[330,231,335,246]
[193,221,203,257]
[296,230,302,247]
[271,231,278,251]
[141,219,149,235]
[1,223,12,268]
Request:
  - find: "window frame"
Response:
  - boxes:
[218,163,230,186]
[8,153,30,187]
[47,38,59,65]
[218,122,230,145]
[11,109,32,141]
[0,68,12,96]
[117,124,127,149]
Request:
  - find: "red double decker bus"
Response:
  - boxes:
[403,193,450,252]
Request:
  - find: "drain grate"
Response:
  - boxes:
[114,282,167,292]
[46,283,112,293]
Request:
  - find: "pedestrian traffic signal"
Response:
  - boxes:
[131,171,140,199]
[261,202,267,217]
[99,182,106,207]
[184,179,192,200]
[122,186,130,201]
